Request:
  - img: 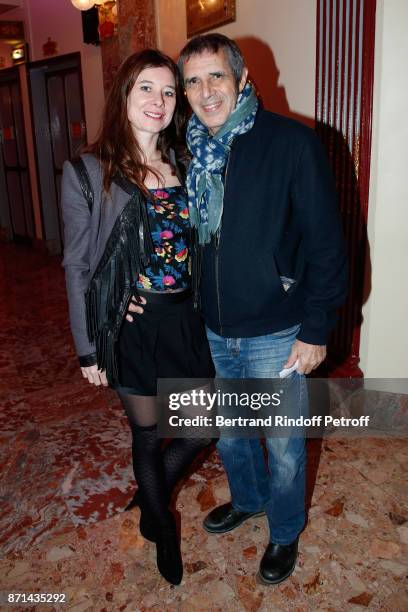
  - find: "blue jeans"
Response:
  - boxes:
[206,325,308,544]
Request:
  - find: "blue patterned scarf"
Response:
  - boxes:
[186,83,259,245]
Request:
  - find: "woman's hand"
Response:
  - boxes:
[81,365,108,386]
[125,295,147,322]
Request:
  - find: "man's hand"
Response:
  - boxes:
[81,365,108,386]
[283,339,326,375]
[125,295,147,322]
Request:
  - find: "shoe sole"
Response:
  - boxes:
[203,510,266,534]
[256,559,297,586]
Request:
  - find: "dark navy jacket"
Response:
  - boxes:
[200,110,348,345]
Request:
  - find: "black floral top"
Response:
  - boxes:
[137,186,191,291]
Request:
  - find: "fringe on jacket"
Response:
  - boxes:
[85,178,154,384]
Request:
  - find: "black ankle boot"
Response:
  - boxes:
[156,521,183,585]
[125,490,158,542]
[139,509,158,543]
[124,489,140,511]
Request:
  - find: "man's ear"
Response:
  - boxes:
[239,67,249,92]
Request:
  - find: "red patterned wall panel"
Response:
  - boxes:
[316,0,376,377]
[101,0,157,94]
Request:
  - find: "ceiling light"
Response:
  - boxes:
[71,0,95,10]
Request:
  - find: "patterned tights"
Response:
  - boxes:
[118,392,212,529]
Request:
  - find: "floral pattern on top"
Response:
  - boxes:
[137,186,191,291]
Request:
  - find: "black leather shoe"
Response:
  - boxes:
[203,502,265,534]
[156,525,183,585]
[257,538,299,585]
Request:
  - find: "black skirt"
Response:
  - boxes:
[115,290,215,396]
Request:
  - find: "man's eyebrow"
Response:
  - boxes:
[184,70,225,82]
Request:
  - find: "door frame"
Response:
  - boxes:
[0,65,35,242]
[27,52,87,254]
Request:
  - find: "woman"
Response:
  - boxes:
[61,50,214,586]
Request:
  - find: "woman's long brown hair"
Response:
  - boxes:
[85,49,188,195]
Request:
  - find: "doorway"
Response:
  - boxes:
[29,52,87,254]
[0,67,34,242]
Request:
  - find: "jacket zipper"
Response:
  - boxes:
[215,150,232,335]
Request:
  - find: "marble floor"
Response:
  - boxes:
[0,242,407,611]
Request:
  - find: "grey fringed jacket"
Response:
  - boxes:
[61,154,156,379]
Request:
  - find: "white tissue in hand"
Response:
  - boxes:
[279,359,299,379]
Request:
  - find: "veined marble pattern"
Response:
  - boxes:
[0,243,407,610]
[0,243,222,557]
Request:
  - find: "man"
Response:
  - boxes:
[129,34,347,585]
